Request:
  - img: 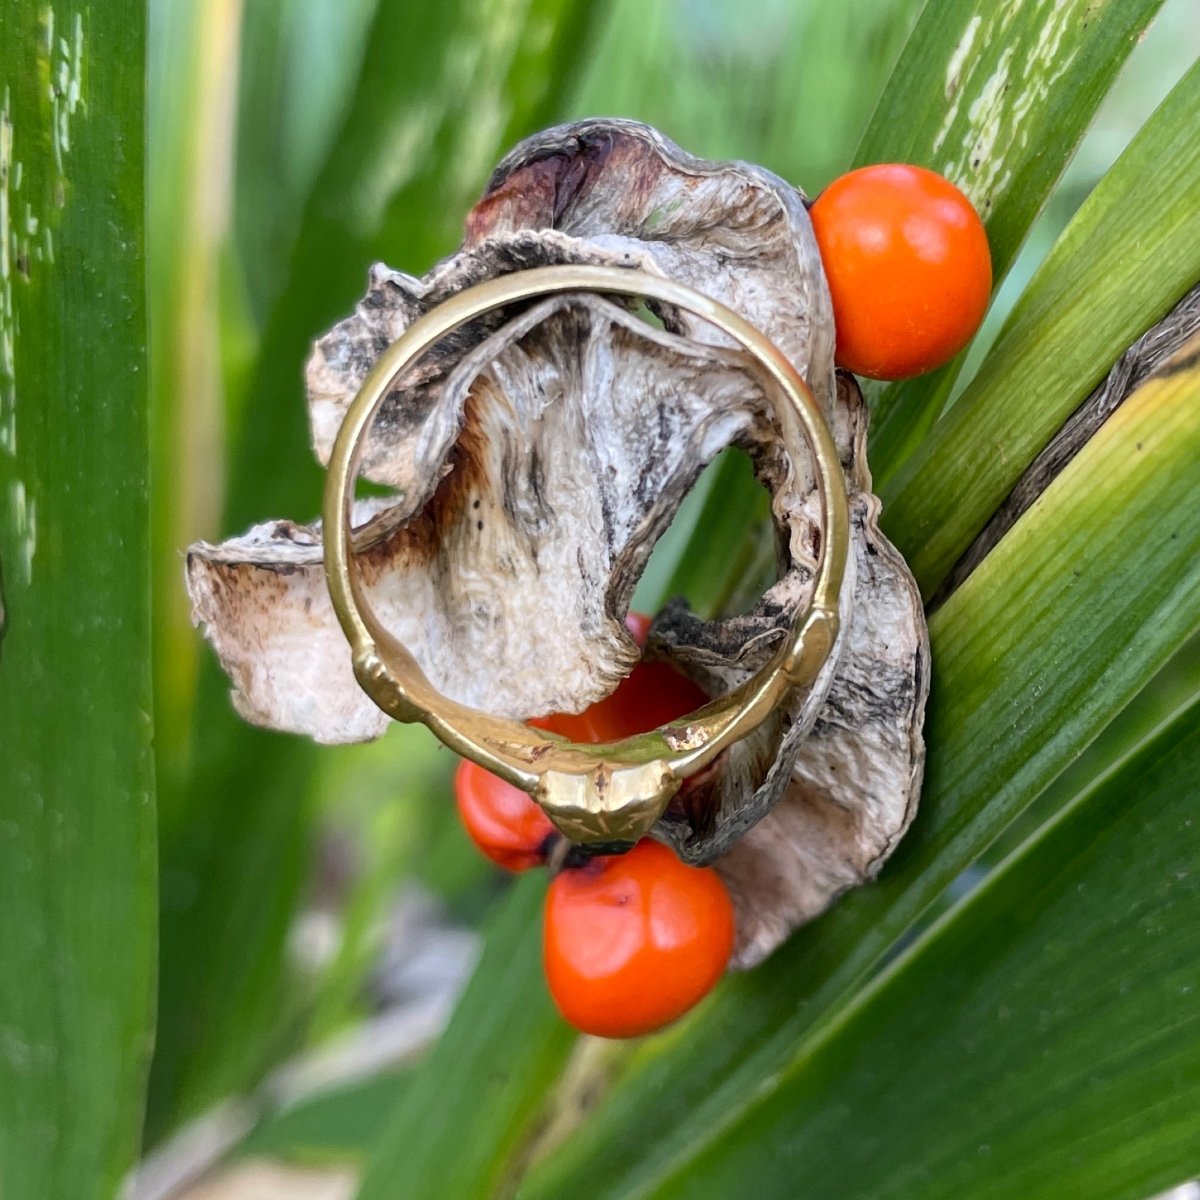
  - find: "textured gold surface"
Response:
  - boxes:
[323,265,850,844]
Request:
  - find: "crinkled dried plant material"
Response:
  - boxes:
[187,120,928,965]
[696,376,928,966]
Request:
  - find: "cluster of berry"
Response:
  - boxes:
[455,614,735,1039]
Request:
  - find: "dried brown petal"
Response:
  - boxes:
[190,294,815,729]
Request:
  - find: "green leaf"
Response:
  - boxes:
[231,0,378,327]
[148,0,599,1140]
[147,0,287,1143]
[146,0,242,827]
[0,3,155,1196]
[648,694,1200,1200]
[568,0,922,194]
[858,0,1165,480]
[358,874,575,1200]
[1015,627,1200,863]
[236,1070,413,1165]
[881,59,1200,596]
[654,449,773,617]
[518,332,1200,1200]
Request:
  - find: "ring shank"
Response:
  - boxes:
[322,265,849,845]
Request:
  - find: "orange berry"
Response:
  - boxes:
[537,613,708,743]
[455,759,556,872]
[810,163,991,380]
[543,839,735,1038]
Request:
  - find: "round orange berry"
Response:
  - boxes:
[810,163,991,380]
[454,759,556,872]
[543,839,735,1038]
[536,612,709,744]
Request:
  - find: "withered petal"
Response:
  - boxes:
[307,119,837,489]
[712,478,928,966]
[190,296,818,727]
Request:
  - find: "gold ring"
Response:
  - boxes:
[323,264,850,847]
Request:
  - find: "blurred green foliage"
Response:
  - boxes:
[0,0,1196,1196]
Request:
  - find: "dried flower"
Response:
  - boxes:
[187,120,928,966]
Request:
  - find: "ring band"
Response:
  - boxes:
[323,264,850,846]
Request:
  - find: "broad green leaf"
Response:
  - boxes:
[0,3,155,1196]
[146,0,279,1143]
[881,59,1200,596]
[148,0,599,1140]
[236,1070,413,1165]
[985,625,1200,871]
[518,334,1200,1200]
[654,694,1200,1199]
[858,0,1165,480]
[357,874,575,1200]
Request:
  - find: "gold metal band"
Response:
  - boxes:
[323,264,849,846]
